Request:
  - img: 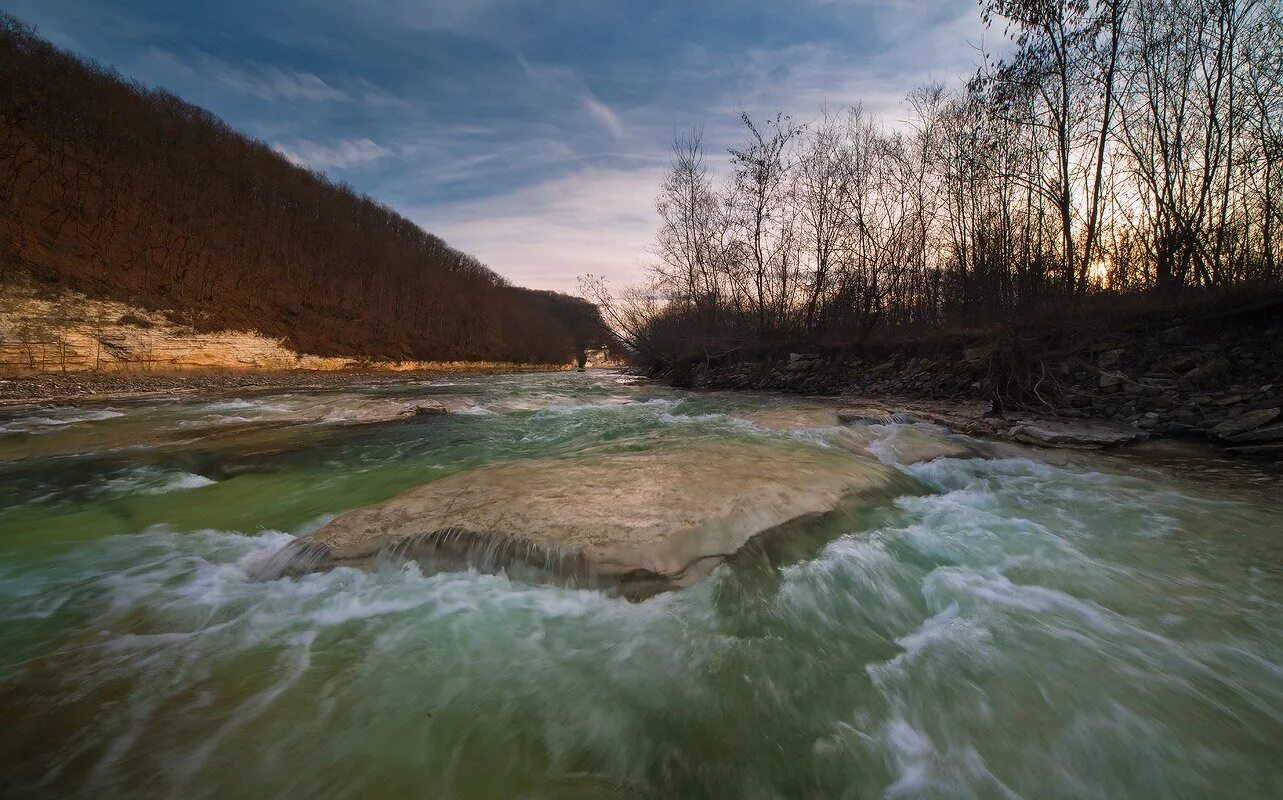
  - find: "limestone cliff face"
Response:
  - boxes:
[0,282,347,373]
[0,281,571,375]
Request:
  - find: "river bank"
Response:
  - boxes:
[0,364,573,407]
[666,298,1283,460]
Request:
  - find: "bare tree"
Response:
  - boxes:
[726,112,800,337]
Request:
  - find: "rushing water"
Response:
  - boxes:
[1,371,1281,799]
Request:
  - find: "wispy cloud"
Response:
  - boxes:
[582,92,625,139]
[276,138,393,169]
[518,56,629,143]
[217,62,346,102]
[139,46,413,107]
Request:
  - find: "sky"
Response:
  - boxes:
[4,0,991,292]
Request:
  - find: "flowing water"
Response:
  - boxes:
[1,371,1281,799]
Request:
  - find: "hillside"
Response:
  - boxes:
[0,14,601,367]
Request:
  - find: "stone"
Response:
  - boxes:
[261,440,913,596]
[1182,357,1230,385]
[963,344,996,364]
[1164,352,1197,372]
[737,407,841,431]
[835,425,980,463]
[1151,391,1179,410]
[1098,348,1125,369]
[1012,420,1147,448]
[410,402,449,416]
[1209,407,1280,440]
[1224,422,1283,444]
[836,406,913,425]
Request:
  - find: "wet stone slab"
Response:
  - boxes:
[261,440,915,597]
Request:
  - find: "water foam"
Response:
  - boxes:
[3,383,1282,798]
[0,406,125,433]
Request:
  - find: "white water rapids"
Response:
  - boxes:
[1,371,1280,798]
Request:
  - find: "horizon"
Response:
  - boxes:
[2,0,988,292]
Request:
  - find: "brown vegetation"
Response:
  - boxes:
[0,14,602,366]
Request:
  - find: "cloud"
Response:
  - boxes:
[583,93,625,139]
[191,53,349,102]
[139,46,415,108]
[276,137,393,169]
[423,166,665,291]
[518,56,629,142]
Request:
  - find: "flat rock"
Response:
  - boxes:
[263,441,912,596]
[409,402,449,416]
[836,406,914,425]
[1011,420,1147,448]
[1210,407,1280,440]
[1224,422,1283,444]
[737,407,841,431]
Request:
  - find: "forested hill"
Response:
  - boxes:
[0,14,600,364]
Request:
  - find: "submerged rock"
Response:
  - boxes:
[262,441,912,596]
[409,402,449,416]
[836,424,981,464]
[737,407,841,431]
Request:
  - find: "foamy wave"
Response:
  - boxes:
[0,406,124,433]
[201,399,292,414]
[99,467,217,497]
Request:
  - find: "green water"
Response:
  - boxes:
[1,371,1281,799]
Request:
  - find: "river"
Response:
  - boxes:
[1,370,1281,798]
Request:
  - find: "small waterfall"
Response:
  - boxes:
[376,526,600,589]
[250,539,334,579]
[251,527,661,595]
[840,407,916,425]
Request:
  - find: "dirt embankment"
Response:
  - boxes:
[669,298,1283,458]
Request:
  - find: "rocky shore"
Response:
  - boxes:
[670,301,1283,460]
[0,365,569,407]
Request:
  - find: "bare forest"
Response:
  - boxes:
[592,0,1283,365]
[0,14,600,366]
